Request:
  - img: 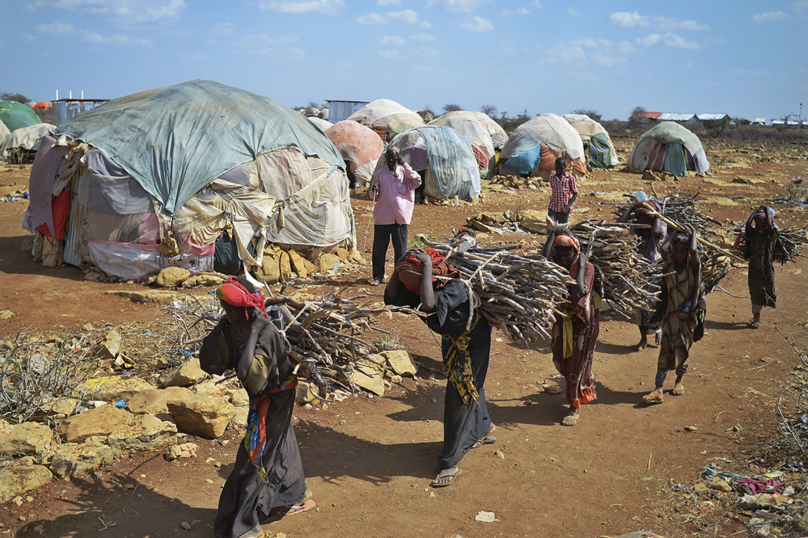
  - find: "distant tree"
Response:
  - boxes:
[307,100,321,109]
[1,92,32,104]
[516,108,531,121]
[629,106,646,124]
[481,104,497,117]
[443,103,462,113]
[571,108,602,122]
[500,110,509,120]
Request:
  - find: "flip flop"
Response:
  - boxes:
[672,386,685,396]
[431,468,462,488]
[642,394,664,405]
[284,499,316,517]
[561,412,579,426]
[472,436,497,449]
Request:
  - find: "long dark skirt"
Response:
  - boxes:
[214,390,306,538]
[438,322,492,470]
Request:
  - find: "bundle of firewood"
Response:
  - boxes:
[614,193,720,235]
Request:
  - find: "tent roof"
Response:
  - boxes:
[501,113,584,161]
[562,114,610,140]
[633,111,662,120]
[346,99,424,134]
[0,101,40,132]
[658,113,695,121]
[636,122,703,147]
[696,113,729,120]
[429,111,495,159]
[53,79,344,214]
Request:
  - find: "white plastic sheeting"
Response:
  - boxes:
[0,120,10,146]
[431,111,507,149]
[325,120,385,188]
[308,117,333,131]
[562,114,619,167]
[347,99,425,136]
[429,111,495,162]
[627,122,710,174]
[0,123,54,162]
[501,113,586,175]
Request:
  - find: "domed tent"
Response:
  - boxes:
[376,125,480,202]
[23,80,354,280]
[429,111,496,176]
[347,99,424,140]
[628,122,710,176]
[500,113,586,177]
[0,101,40,133]
[325,120,384,188]
[562,114,618,169]
[0,123,55,163]
[307,116,333,131]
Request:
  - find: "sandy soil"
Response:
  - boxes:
[0,138,807,538]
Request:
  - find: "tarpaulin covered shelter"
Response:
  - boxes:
[628,122,710,176]
[376,125,480,202]
[500,113,587,176]
[562,114,618,169]
[696,113,730,132]
[23,80,354,280]
[325,120,384,188]
[33,102,51,110]
[429,111,496,175]
[347,99,424,139]
[307,117,333,131]
[0,101,40,133]
[0,123,54,163]
[0,121,9,145]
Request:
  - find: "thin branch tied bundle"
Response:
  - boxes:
[415,231,574,346]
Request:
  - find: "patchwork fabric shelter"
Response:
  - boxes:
[0,123,54,163]
[376,125,480,202]
[429,111,496,175]
[500,113,586,176]
[325,120,384,188]
[0,101,40,133]
[23,80,354,280]
[562,114,618,169]
[347,99,424,139]
[628,122,710,176]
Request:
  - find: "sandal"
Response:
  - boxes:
[642,393,664,405]
[561,412,579,426]
[284,499,316,517]
[672,385,685,396]
[431,468,462,488]
[472,436,497,449]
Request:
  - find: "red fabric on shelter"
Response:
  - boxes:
[35,190,70,240]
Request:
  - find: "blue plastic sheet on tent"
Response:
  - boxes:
[53,80,345,214]
[504,145,542,175]
[664,142,687,177]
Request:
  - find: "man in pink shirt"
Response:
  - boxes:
[369,147,422,286]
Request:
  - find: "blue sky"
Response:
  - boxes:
[3,0,806,121]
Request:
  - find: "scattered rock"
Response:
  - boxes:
[155,267,190,288]
[167,394,236,438]
[295,381,318,405]
[106,414,178,456]
[63,405,133,443]
[91,330,122,359]
[335,248,350,261]
[349,364,385,396]
[181,521,192,531]
[0,465,53,502]
[475,511,499,523]
[0,309,14,320]
[710,480,733,493]
[255,255,281,284]
[380,350,417,376]
[163,358,208,388]
[165,443,199,461]
[277,250,292,281]
[105,290,176,304]
[495,450,505,459]
[317,253,341,273]
[193,378,230,398]
[87,376,154,402]
[232,407,248,427]
[50,442,115,478]
[0,423,53,456]
[288,250,309,278]
[229,389,249,407]
[181,274,224,288]
[127,387,194,415]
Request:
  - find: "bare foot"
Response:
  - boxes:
[561,410,579,426]
[750,314,761,328]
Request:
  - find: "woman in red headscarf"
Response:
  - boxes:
[384,242,496,488]
[199,276,313,538]
[542,227,600,426]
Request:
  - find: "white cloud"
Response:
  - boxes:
[49,0,185,24]
[81,30,152,45]
[380,35,406,45]
[377,0,400,4]
[191,53,209,61]
[420,20,432,28]
[258,0,344,15]
[703,37,729,47]
[540,42,586,65]
[409,33,435,41]
[567,7,581,16]
[426,0,483,12]
[459,15,493,32]
[609,11,648,27]
[205,39,217,45]
[36,22,75,35]
[213,22,235,36]
[530,0,542,7]
[503,7,529,16]
[569,37,611,48]
[637,32,700,49]
[590,52,626,67]
[618,40,638,53]
[357,9,419,25]
[379,50,400,58]
[417,46,440,57]
[792,0,808,12]
[653,16,709,31]
[233,33,299,54]
[752,11,790,23]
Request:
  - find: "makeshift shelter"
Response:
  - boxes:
[0,101,40,133]
[0,123,54,163]
[33,102,51,110]
[376,125,480,202]
[500,113,587,176]
[307,117,333,131]
[562,114,618,169]
[0,121,9,145]
[429,111,496,175]
[697,113,730,132]
[23,80,354,281]
[325,120,384,188]
[627,122,710,176]
[347,99,424,140]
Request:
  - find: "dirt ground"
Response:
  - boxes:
[1,137,807,538]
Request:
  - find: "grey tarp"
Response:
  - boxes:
[53,80,345,213]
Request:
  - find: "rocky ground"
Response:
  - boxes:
[0,133,807,537]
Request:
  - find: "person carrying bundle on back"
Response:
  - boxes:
[547,157,579,224]
[541,227,600,426]
[618,193,668,350]
[742,206,778,329]
[384,237,496,488]
[643,224,705,404]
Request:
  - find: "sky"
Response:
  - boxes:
[2,0,807,121]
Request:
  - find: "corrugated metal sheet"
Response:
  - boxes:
[326,100,368,124]
[659,113,695,121]
[696,113,729,120]
[64,169,88,267]
[753,118,766,124]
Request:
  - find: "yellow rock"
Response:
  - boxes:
[288,250,308,278]
[318,253,341,273]
[336,248,350,261]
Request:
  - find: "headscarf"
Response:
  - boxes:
[216,277,267,319]
[396,247,461,292]
[552,231,582,276]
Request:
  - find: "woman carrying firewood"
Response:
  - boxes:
[541,227,600,426]
[384,242,496,488]
[742,206,778,328]
[199,276,314,538]
[643,224,705,404]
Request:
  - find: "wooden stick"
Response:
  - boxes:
[647,211,745,263]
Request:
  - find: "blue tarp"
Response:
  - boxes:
[664,142,687,177]
[504,145,542,175]
[53,80,345,214]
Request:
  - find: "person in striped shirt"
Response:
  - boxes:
[547,157,578,224]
